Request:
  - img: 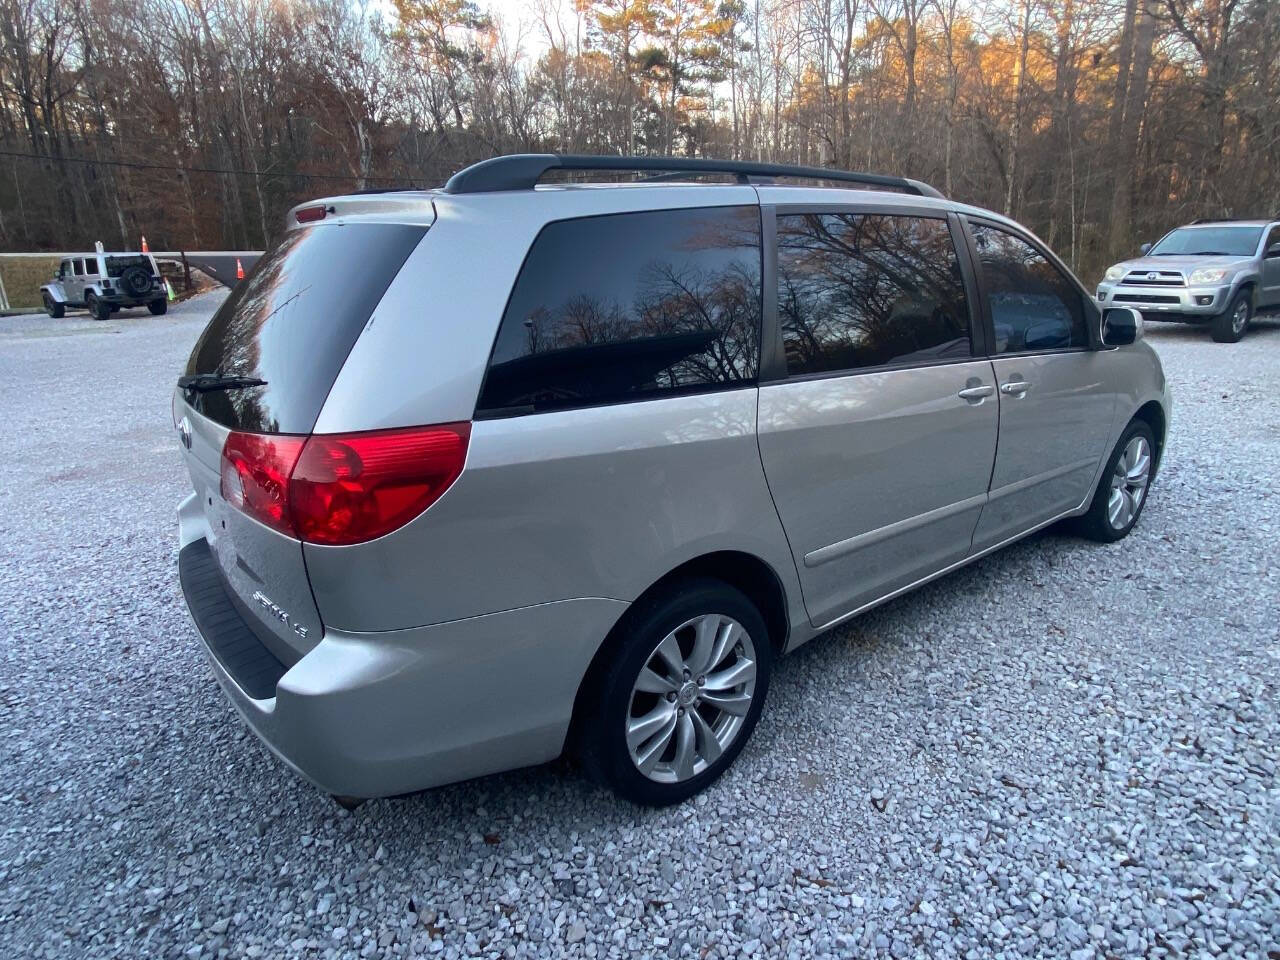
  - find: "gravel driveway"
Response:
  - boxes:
[2,296,1277,959]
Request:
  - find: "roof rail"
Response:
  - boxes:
[1189,216,1275,224]
[442,154,945,200]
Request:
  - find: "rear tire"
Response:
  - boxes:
[1211,289,1251,343]
[86,292,110,322]
[43,293,65,319]
[578,578,773,806]
[1075,419,1156,543]
[148,299,167,315]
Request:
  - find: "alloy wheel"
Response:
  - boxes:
[625,613,757,784]
[1232,299,1249,335]
[1107,435,1151,531]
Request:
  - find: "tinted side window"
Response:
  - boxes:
[1265,226,1280,256]
[776,213,971,376]
[970,223,1088,354]
[73,260,85,276]
[478,206,762,415]
[105,255,152,277]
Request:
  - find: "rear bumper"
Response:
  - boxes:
[178,535,627,798]
[99,290,163,306]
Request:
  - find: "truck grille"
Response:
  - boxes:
[1119,270,1185,287]
[1114,294,1180,304]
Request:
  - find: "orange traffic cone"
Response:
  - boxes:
[235,258,245,280]
[140,235,150,253]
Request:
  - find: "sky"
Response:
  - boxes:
[477,0,561,57]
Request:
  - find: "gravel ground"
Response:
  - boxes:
[1,295,1278,960]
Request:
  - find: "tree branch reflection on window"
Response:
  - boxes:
[481,207,762,413]
[777,213,971,376]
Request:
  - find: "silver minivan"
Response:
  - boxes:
[175,155,1170,807]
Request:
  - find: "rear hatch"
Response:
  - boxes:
[105,254,161,301]
[177,221,428,662]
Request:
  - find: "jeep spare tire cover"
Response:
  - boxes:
[120,264,151,296]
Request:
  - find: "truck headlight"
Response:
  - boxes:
[1188,267,1229,284]
[1104,265,1126,281]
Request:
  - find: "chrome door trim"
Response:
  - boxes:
[812,498,1088,632]
[803,492,989,568]
[986,456,1098,503]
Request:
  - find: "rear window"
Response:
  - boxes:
[477,206,762,416]
[105,255,153,277]
[185,222,426,434]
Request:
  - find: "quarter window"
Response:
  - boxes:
[775,213,971,376]
[73,259,85,276]
[969,223,1089,354]
[478,206,762,415]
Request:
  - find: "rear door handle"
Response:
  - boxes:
[1000,380,1031,396]
[957,385,994,400]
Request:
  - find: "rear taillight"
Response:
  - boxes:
[220,424,470,545]
[221,433,307,537]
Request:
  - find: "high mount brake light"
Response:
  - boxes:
[220,424,470,545]
[295,205,328,224]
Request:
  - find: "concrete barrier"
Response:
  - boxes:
[0,250,263,310]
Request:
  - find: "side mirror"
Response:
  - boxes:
[1102,307,1142,346]
[1139,243,1152,255]
[1266,242,1280,259]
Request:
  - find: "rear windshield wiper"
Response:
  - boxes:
[178,373,267,394]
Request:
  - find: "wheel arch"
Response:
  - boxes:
[564,550,790,755]
[1132,399,1167,476]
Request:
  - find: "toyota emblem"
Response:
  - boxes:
[1146,272,1159,281]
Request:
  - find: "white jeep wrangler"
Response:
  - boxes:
[42,245,167,320]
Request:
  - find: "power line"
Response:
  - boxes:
[0,148,425,186]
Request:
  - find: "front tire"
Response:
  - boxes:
[1211,289,1251,343]
[43,293,65,319]
[579,578,773,806]
[1076,420,1156,543]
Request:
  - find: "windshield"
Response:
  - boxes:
[105,255,154,277]
[1149,226,1262,257]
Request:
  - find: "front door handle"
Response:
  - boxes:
[1000,380,1031,396]
[957,385,994,401]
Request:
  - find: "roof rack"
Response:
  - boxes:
[442,154,945,200]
